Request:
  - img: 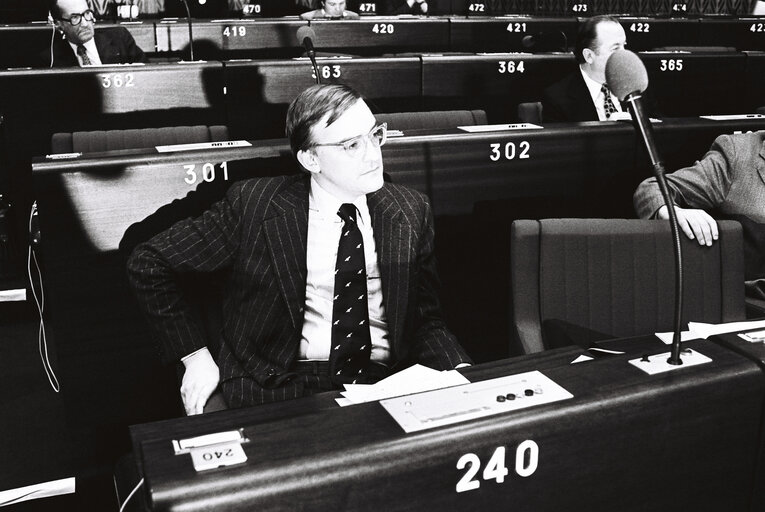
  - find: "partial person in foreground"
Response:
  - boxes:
[300,0,360,19]
[128,84,471,415]
[44,0,146,67]
[633,131,765,244]
[634,130,765,295]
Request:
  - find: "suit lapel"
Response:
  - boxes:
[757,138,765,187]
[571,72,599,121]
[263,177,310,329]
[368,186,410,356]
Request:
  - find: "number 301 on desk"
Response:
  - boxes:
[456,440,539,493]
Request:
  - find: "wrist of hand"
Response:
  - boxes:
[182,347,213,369]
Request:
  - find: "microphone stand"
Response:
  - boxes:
[626,93,684,365]
[180,0,195,61]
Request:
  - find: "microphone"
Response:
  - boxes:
[296,26,320,85]
[179,0,195,61]
[606,49,684,366]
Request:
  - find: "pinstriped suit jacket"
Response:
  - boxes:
[128,174,470,407]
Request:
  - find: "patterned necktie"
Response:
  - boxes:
[601,83,617,119]
[76,45,92,66]
[329,203,372,385]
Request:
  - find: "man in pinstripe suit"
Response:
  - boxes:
[128,84,471,415]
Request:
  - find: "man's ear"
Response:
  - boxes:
[582,48,594,64]
[297,148,320,174]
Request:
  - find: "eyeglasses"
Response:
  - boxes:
[58,9,95,26]
[311,123,387,157]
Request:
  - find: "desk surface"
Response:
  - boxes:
[129,338,765,511]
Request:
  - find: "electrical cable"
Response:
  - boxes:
[27,202,59,392]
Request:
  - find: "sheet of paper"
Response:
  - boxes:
[337,364,470,406]
[571,354,594,364]
[688,319,765,338]
[0,477,75,507]
[654,319,765,344]
[457,123,543,133]
[655,330,697,344]
[699,114,765,121]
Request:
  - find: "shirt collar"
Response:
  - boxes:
[579,66,606,104]
[309,176,371,226]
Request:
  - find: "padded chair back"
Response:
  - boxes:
[510,218,745,354]
[375,110,487,131]
[50,125,230,153]
[517,102,543,124]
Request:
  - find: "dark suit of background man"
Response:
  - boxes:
[45,0,146,67]
[128,84,471,415]
[542,15,627,122]
[384,0,429,14]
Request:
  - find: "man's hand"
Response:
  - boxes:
[657,205,718,246]
[180,348,220,415]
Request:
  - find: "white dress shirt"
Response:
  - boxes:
[68,38,102,66]
[579,66,622,121]
[299,177,391,364]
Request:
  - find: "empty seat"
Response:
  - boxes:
[510,218,745,354]
[517,102,543,124]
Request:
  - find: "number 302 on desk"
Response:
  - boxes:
[456,440,539,493]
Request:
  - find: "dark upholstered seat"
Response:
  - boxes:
[510,219,745,354]
[517,102,543,124]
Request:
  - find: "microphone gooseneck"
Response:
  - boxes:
[606,49,684,366]
[296,26,320,85]
[180,0,195,61]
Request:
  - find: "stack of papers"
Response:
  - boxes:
[335,364,470,407]
[655,319,765,344]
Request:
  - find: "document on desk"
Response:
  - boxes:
[336,364,470,407]
[654,319,765,344]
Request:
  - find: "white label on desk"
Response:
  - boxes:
[700,114,765,121]
[458,123,542,133]
[156,140,251,153]
[189,441,247,472]
[45,152,82,159]
[628,348,712,375]
[380,371,573,433]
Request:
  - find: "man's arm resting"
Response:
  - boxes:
[180,347,220,415]
[656,204,718,246]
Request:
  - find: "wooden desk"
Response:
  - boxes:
[128,339,765,511]
[308,17,450,53]
[223,56,422,138]
[640,51,749,117]
[448,16,577,52]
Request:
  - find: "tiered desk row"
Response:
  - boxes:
[7,16,765,66]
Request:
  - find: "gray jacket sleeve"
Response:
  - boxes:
[634,133,737,218]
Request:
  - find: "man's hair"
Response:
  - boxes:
[574,15,620,64]
[285,84,362,156]
[48,0,61,19]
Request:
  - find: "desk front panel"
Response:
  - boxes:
[224,57,422,138]
[158,19,306,56]
[640,51,749,116]
[616,17,700,50]
[132,341,765,511]
[447,17,577,52]
[309,17,450,52]
[698,17,765,51]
